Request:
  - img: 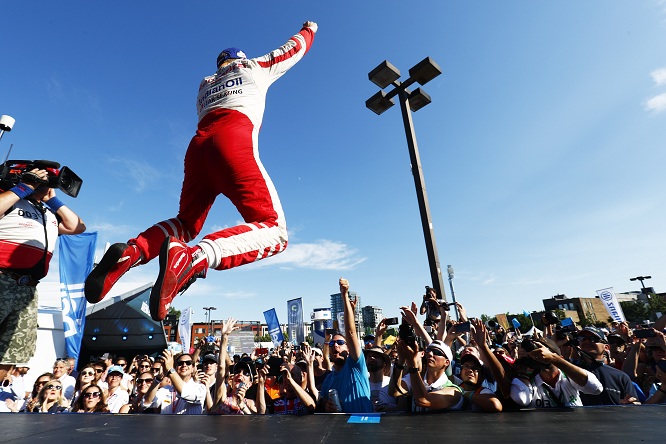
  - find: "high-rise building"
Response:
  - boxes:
[330,291,363,333]
[362,306,383,330]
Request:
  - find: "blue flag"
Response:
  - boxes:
[511,318,521,329]
[523,310,531,318]
[287,298,304,344]
[263,308,284,347]
[59,232,97,366]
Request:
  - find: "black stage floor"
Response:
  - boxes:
[0,406,664,443]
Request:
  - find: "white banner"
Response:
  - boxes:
[596,287,626,323]
[179,306,194,353]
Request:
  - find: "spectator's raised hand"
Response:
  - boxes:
[257,364,269,385]
[400,306,419,328]
[456,302,468,322]
[471,318,487,346]
[376,318,388,338]
[161,349,175,371]
[396,337,419,365]
[221,317,238,336]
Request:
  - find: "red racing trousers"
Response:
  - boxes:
[129,108,288,270]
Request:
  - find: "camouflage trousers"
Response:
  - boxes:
[0,273,38,365]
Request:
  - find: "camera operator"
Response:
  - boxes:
[419,287,441,328]
[0,167,85,379]
[510,338,602,408]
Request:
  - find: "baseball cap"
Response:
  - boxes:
[217,47,247,67]
[425,340,453,361]
[607,333,626,344]
[579,327,607,343]
[460,353,484,368]
[107,365,124,375]
[202,354,218,364]
[233,361,255,382]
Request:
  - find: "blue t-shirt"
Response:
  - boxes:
[320,355,373,413]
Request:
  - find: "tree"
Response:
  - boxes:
[169,306,181,319]
[255,334,272,342]
[619,294,666,324]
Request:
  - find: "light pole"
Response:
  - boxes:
[366,58,447,303]
[630,276,651,289]
[447,265,459,320]
[203,306,216,336]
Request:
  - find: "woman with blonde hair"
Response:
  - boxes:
[31,379,69,413]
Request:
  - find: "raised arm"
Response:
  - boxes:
[214,318,238,406]
[339,278,362,361]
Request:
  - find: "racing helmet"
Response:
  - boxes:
[217,47,246,67]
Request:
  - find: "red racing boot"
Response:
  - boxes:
[85,243,142,303]
[150,236,208,321]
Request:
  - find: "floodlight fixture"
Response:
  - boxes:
[368,60,401,89]
[408,57,442,85]
[408,88,432,112]
[366,90,395,115]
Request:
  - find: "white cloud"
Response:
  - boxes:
[107,158,162,192]
[87,221,129,233]
[255,239,367,271]
[651,67,666,86]
[645,93,666,113]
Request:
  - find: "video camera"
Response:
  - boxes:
[0,159,82,197]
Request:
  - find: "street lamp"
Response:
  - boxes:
[203,306,217,335]
[0,115,16,144]
[630,276,651,289]
[447,265,459,320]
[366,57,448,303]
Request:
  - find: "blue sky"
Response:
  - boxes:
[2,1,666,325]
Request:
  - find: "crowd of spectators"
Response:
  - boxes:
[1,277,665,415]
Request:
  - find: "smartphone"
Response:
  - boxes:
[325,328,337,336]
[456,321,471,333]
[385,317,399,325]
[634,329,655,338]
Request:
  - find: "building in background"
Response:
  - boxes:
[330,291,363,335]
[362,306,383,331]
[542,294,611,325]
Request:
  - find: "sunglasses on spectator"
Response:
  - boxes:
[425,347,446,357]
[116,362,127,367]
[578,335,603,343]
[152,367,162,372]
[139,364,151,368]
[461,364,481,372]
[176,360,193,367]
[94,369,104,374]
[328,340,346,347]
[45,384,62,390]
[234,369,251,377]
[136,378,154,385]
[81,371,95,377]
[83,391,101,399]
